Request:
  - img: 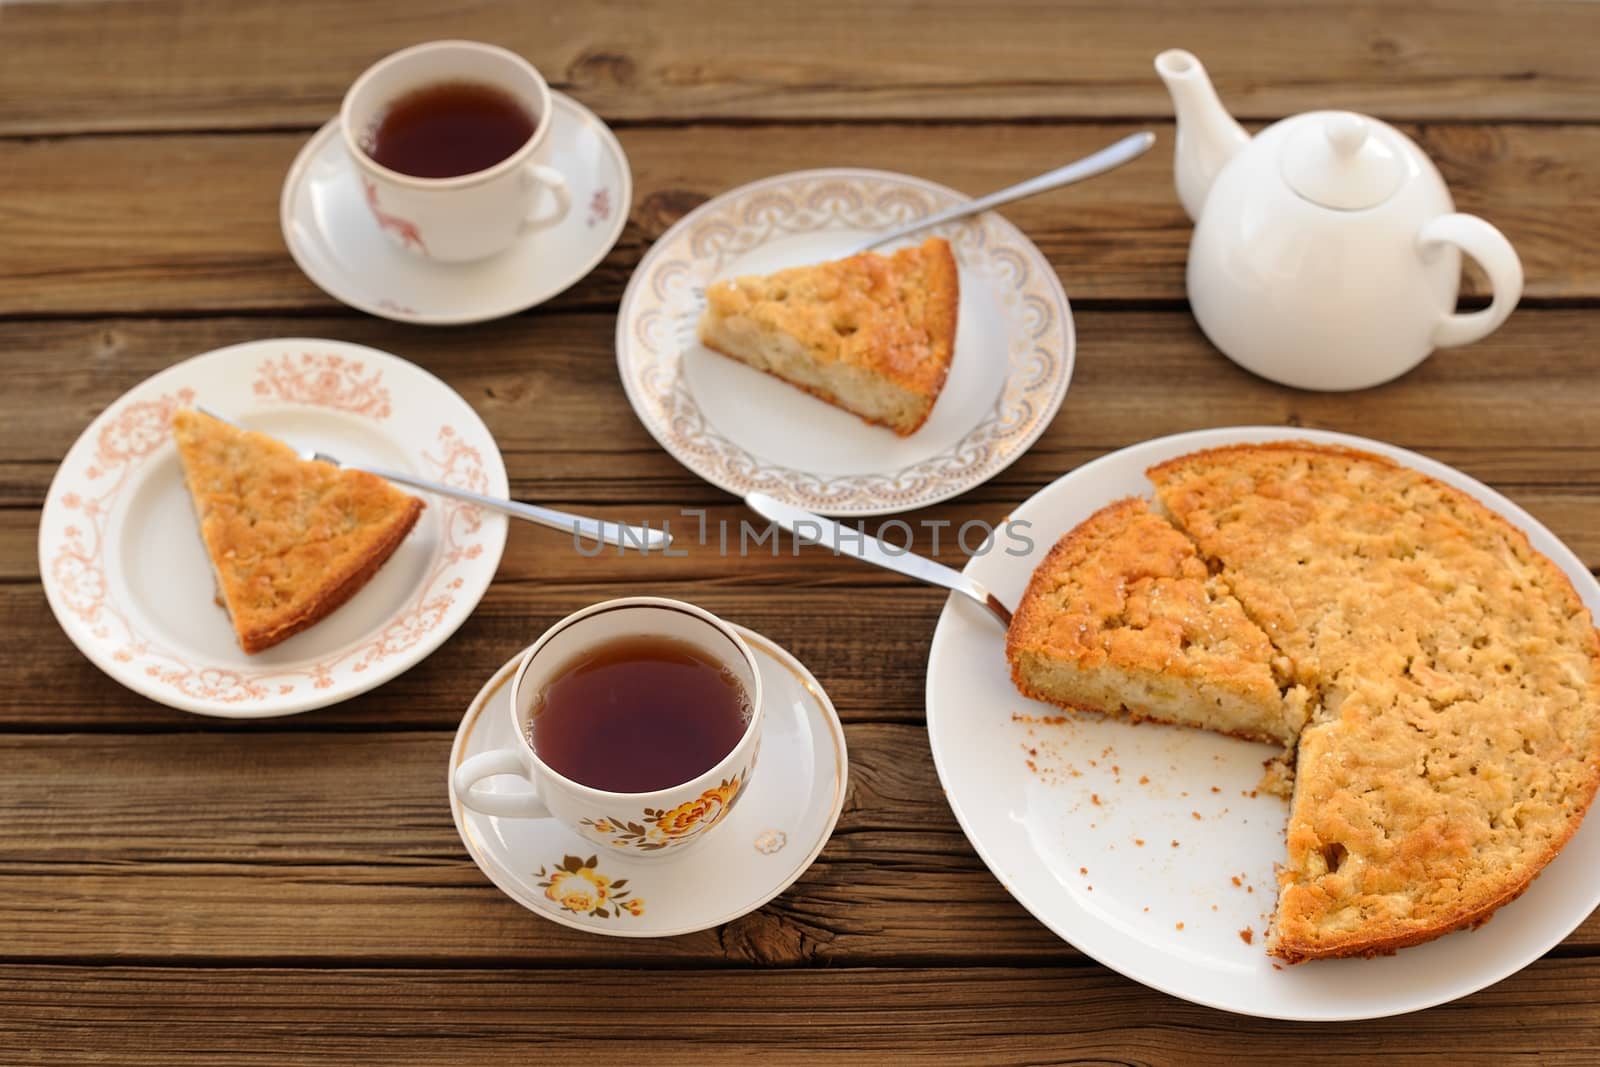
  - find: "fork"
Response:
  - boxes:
[845,131,1156,255]
[688,131,1155,300]
[197,408,669,550]
[745,492,1014,628]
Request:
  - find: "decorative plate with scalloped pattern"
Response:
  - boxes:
[616,168,1074,516]
[39,338,508,717]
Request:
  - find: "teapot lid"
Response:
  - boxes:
[1281,112,1405,210]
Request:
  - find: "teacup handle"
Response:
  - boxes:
[454,750,552,818]
[521,163,571,233]
[1418,213,1523,348]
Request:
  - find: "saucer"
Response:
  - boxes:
[616,167,1074,516]
[281,91,631,325]
[449,627,848,937]
[38,338,509,717]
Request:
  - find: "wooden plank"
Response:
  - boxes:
[5,309,1597,730]
[11,490,1599,591]
[2,584,949,727]
[6,4,1598,1056]
[0,726,1086,965]
[10,475,1600,726]
[4,1,1599,134]
[3,311,1599,507]
[2,122,1597,315]
[0,729,1596,966]
[4,960,1600,1065]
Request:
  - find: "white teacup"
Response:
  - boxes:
[341,40,571,263]
[454,598,764,859]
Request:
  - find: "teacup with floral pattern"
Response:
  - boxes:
[453,597,763,858]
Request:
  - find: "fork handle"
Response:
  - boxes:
[358,466,670,550]
[851,131,1156,254]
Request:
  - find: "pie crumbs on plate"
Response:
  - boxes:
[1007,441,1600,962]
[172,408,424,654]
[697,236,958,436]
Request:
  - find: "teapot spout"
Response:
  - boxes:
[1155,50,1250,222]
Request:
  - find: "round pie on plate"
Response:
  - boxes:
[1008,442,1600,962]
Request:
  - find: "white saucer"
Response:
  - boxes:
[38,338,509,717]
[449,627,848,936]
[281,91,631,325]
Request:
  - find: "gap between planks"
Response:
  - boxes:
[16,296,1593,324]
[6,114,1600,145]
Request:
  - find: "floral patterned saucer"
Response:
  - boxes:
[38,338,508,717]
[281,91,630,325]
[449,626,848,936]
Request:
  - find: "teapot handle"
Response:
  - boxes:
[1418,214,1523,348]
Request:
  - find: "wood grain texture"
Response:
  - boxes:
[2,724,1598,966]
[3,311,1598,507]
[0,726,1058,965]
[4,584,954,728]
[5,961,1600,1066]
[2,122,1596,315]
[3,0,1599,134]
[6,309,1597,733]
[7,1,1600,1054]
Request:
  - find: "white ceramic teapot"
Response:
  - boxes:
[1155,49,1523,391]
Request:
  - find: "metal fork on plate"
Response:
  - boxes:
[689,132,1155,299]
[197,407,669,550]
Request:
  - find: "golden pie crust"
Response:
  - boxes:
[697,237,959,436]
[172,408,424,654]
[1009,442,1600,962]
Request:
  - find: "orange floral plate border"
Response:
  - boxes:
[38,338,509,717]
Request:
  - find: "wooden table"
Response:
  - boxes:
[5,2,1598,1062]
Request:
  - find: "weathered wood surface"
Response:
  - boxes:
[2,311,1595,734]
[0,726,1122,966]
[3,0,1599,134]
[2,312,1598,507]
[7,1,1600,1061]
[2,728,1598,967]
[3,122,1596,314]
[5,961,1600,1066]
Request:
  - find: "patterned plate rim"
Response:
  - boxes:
[38,338,509,717]
[615,167,1075,516]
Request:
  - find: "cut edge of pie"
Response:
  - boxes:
[172,408,425,654]
[1007,497,1311,747]
[1150,442,1600,962]
[696,236,959,436]
[1005,441,1600,963]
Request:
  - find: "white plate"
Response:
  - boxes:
[39,338,509,717]
[616,168,1074,516]
[449,627,848,936]
[281,91,631,325]
[925,426,1600,1019]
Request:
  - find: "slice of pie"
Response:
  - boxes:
[171,408,424,654]
[1007,497,1311,747]
[697,236,959,436]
